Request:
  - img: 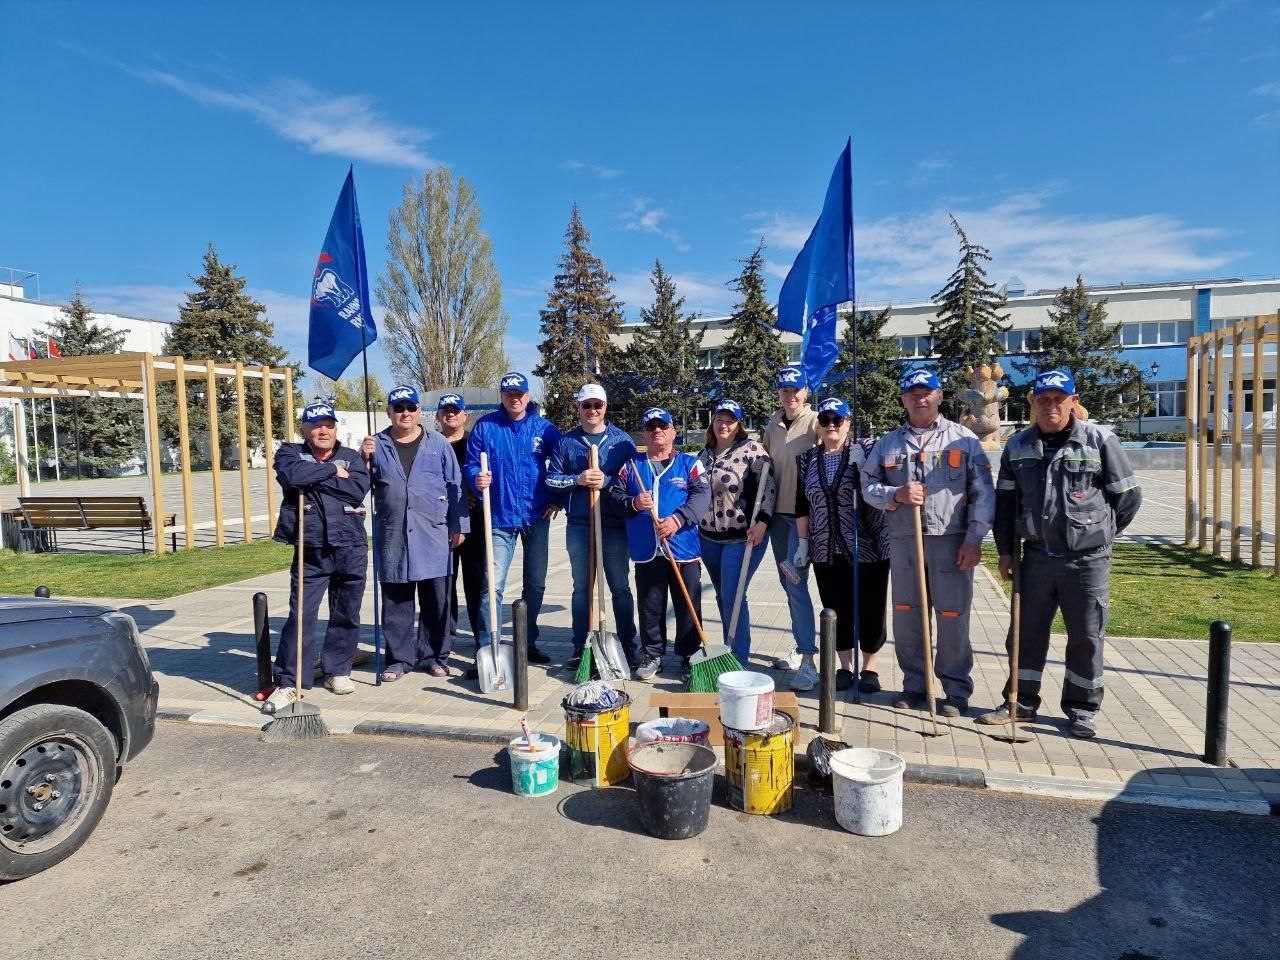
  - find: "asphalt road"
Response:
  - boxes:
[2,723,1277,960]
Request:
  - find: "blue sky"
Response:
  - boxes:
[2,0,1277,393]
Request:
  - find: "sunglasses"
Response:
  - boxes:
[644,421,671,432]
[580,401,605,410]
[817,414,845,427]
[392,404,419,413]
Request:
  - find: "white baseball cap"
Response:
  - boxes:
[576,383,607,403]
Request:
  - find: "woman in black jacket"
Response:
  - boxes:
[794,398,891,693]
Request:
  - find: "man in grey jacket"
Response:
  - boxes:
[979,369,1141,738]
[862,368,995,717]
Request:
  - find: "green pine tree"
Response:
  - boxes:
[1014,274,1146,424]
[312,374,386,414]
[929,215,1011,400]
[718,242,789,428]
[832,306,903,437]
[613,260,706,431]
[535,205,625,425]
[35,285,142,477]
[160,245,290,468]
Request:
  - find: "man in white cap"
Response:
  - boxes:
[547,383,639,671]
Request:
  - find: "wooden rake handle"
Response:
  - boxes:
[631,459,707,648]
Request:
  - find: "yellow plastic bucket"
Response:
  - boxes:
[723,711,795,815]
[563,693,632,787]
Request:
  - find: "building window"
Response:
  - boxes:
[1119,320,1199,346]
[697,348,724,370]
[998,329,1041,354]
[896,335,933,359]
[787,342,802,362]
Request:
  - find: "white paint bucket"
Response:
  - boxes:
[508,734,560,798]
[716,671,775,731]
[829,747,906,836]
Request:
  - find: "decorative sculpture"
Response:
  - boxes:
[961,362,1008,451]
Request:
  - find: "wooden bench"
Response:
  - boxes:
[17,496,178,553]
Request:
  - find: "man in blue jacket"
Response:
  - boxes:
[608,407,711,684]
[264,401,371,714]
[464,372,561,666]
[361,385,469,680]
[546,383,639,672]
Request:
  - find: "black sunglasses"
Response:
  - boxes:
[643,420,671,432]
[580,401,605,410]
[392,403,419,413]
[817,414,846,427]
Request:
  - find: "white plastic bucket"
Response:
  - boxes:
[635,717,711,746]
[508,734,560,798]
[717,671,775,731]
[830,747,906,836]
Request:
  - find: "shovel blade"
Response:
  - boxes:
[477,642,514,694]
[591,629,629,681]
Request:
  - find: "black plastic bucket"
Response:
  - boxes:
[627,741,717,840]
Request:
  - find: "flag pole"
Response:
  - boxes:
[850,306,861,703]
[360,339,384,687]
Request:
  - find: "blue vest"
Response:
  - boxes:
[618,453,703,563]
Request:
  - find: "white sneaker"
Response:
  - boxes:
[790,663,819,692]
[325,674,355,695]
[263,685,297,714]
[773,650,803,672]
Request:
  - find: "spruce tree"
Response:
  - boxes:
[718,243,789,428]
[35,285,142,477]
[831,306,903,438]
[1015,274,1145,423]
[614,260,705,431]
[535,205,625,425]
[161,245,289,468]
[929,215,1011,396]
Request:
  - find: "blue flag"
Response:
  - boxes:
[308,167,376,381]
[776,139,854,391]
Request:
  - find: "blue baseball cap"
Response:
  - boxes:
[713,399,744,421]
[900,368,942,393]
[498,371,530,394]
[641,407,673,427]
[777,366,808,389]
[816,397,851,419]
[436,392,465,412]
[301,400,337,424]
[1033,369,1077,396]
[387,385,420,407]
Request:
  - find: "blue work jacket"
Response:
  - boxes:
[608,452,710,563]
[272,442,370,549]
[370,427,470,583]
[463,405,561,529]
[545,422,636,529]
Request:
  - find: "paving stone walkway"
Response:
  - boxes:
[93,515,1280,810]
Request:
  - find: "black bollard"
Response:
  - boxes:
[512,599,529,712]
[819,607,838,734]
[34,585,50,598]
[1204,620,1232,766]
[252,592,272,693]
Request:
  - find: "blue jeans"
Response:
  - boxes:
[700,534,769,663]
[484,517,550,648]
[769,514,817,654]
[566,521,638,660]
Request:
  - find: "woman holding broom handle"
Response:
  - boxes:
[696,399,776,666]
[793,398,891,693]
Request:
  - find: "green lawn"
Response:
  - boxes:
[982,541,1280,643]
[0,540,294,600]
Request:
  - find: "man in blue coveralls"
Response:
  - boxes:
[264,401,371,714]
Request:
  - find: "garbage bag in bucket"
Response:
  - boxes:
[829,747,906,836]
[635,717,711,746]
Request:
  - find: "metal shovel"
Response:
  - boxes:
[588,444,629,681]
[476,452,513,694]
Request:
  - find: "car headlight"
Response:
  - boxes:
[102,611,150,672]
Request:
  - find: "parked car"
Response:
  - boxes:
[0,597,157,881]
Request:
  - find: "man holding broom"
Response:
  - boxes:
[609,407,710,685]
[978,370,1141,739]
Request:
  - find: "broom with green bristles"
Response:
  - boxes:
[631,459,741,692]
[572,475,599,684]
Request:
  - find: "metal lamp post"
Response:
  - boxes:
[1136,361,1160,438]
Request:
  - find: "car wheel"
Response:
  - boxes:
[0,704,117,881]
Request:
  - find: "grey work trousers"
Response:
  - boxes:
[1002,545,1110,719]
[889,532,974,700]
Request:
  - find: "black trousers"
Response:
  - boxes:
[382,576,451,670]
[635,556,702,662]
[813,557,890,654]
[449,509,487,653]
[274,543,366,688]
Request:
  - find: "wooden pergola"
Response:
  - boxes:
[1,352,295,553]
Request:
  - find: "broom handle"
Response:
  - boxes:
[588,444,598,633]
[295,489,304,700]
[591,444,608,630]
[728,460,770,639]
[632,458,707,647]
[912,502,939,736]
[1009,483,1022,742]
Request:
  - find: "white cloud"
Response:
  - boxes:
[614,269,731,318]
[742,210,813,252]
[910,156,952,186]
[132,69,435,169]
[88,284,186,323]
[1252,80,1280,96]
[622,198,690,252]
[1199,0,1238,22]
[562,160,623,179]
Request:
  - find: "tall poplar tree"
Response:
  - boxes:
[718,243,789,427]
[1015,274,1144,423]
[929,215,1011,393]
[831,306,903,438]
[535,205,625,425]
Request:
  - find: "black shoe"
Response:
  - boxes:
[893,692,927,710]
[526,646,551,665]
[463,667,479,680]
[975,704,1037,726]
[634,657,661,681]
[679,658,691,686]
[1069,715,1098,739]
[939,696,969,719]
[565,653,582,673]
[858,670,881,694]
[835,669,854,692]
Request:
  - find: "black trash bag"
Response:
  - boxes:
[806,736,852,788]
